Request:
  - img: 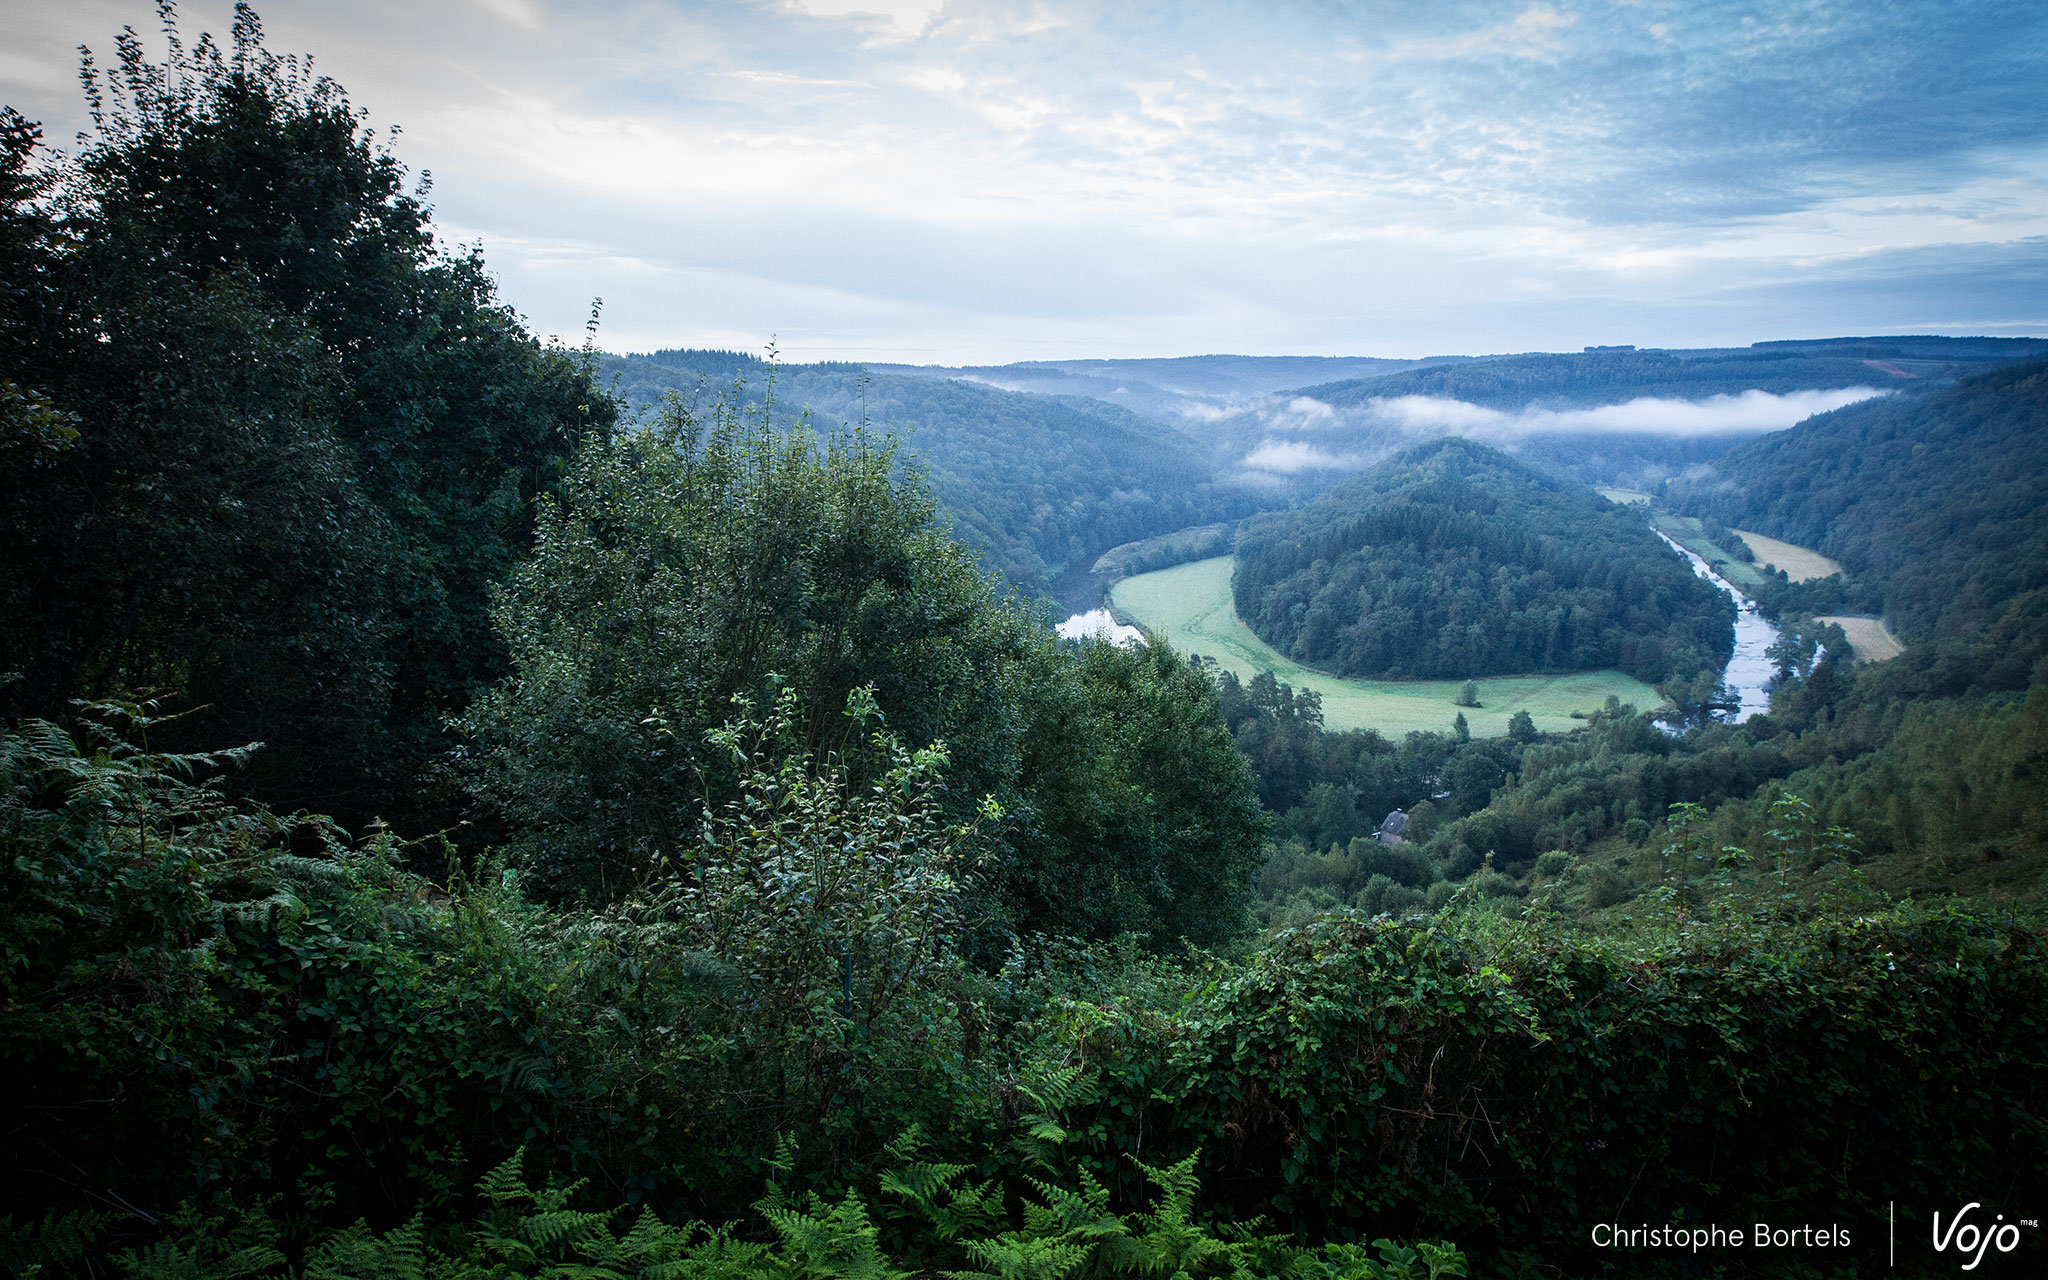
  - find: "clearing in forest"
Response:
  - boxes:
[1650,513,1769,588]
[1817,615,1905,663]
[1110,556,1665,736]
[1734,530,1844,581]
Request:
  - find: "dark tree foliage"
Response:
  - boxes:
[458,398,1264,947]
[1418,705,1794,871]
[0,4,607,821]
[1233,438,1732,682]
[1667,358,2048,644]
[1213,667,1525,862]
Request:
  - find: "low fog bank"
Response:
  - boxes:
[1226,386,1889,487]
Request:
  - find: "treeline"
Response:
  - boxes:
[1090,521,1237,583]
[1233,438,1732,682]
[1667,359,2048,643]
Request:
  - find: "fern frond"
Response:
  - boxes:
[0,1209,118,1274]
[477,1147,533,1206]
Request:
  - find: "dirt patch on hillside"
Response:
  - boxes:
[1817,615,1905,663]
[1735,530,1843,582]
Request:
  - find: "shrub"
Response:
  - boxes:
[1354,874,1425,919]
[1468,868,1525,900]
[1040,906,2048,1274]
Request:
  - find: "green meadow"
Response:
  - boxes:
[1650,512,1770,588]
[1110,556,1666,736]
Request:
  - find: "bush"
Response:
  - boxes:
[1468,868,1526,900]
[1040,907,2048,1273]
[1354,873,1425,918]
[1349,837,1437,889]
[458,404,1264,945]
[1580,866,1637,908]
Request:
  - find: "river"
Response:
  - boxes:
[1061,537,1782,724]
[1655,531,1780,722]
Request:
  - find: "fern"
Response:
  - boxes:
[879,1160,1003,1244]
[759,1188,908,1280]
[0,1210,118,1277]
[301,1216,426,1280]
[112,1202,286,1280]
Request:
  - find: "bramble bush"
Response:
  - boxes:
[1031,903,2048,1274]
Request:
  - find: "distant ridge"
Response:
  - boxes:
[1292,337,2043,412]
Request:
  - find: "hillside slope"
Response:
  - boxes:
[599,350,1262,600]
[1667,358,2048,642]
[1232,439,1732,682]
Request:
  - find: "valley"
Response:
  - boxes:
[4,10,2046,1275]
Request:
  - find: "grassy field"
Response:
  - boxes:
[1110,556,1666,737]
[1598,487,1653,505]
[1817,614,1906,663]
[1650,513,1769,588]
[1734,529,1843,581]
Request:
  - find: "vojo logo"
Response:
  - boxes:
[1931,1204,2035,1271]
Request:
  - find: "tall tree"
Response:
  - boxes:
[459,398,1265,946]
[0,4,608,821]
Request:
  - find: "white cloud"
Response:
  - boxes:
[469,0,540,30]
[782,0,944,40]
[14,0,2040,361]
[1243,440,1360,473]
[1366,387,1891,438]
[1388,4,1578,64]
[1286,395,1335,422]
[1367,395,1504,431]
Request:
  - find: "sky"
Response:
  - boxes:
[4,0,2045,363]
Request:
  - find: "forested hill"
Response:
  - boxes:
[1294,337,2046,411]
[866,353,1471,423]
[600,350,1261,601]
[1667,357,2048,643]
[1233,438,1733,682]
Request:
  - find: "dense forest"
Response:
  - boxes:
[1232,439,1732,683]
[1666,359,2048,644]
[2,8,2046,1280]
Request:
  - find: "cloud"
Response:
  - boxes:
[1242,440,1361,473]
[1285,395,1335,422]
[15,0,2042,362]
[1367,387,1891,438]
[1363,395,1501,432]
[1054,609,1143,646]
[781,0,944,40]
[469,0,540,30]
